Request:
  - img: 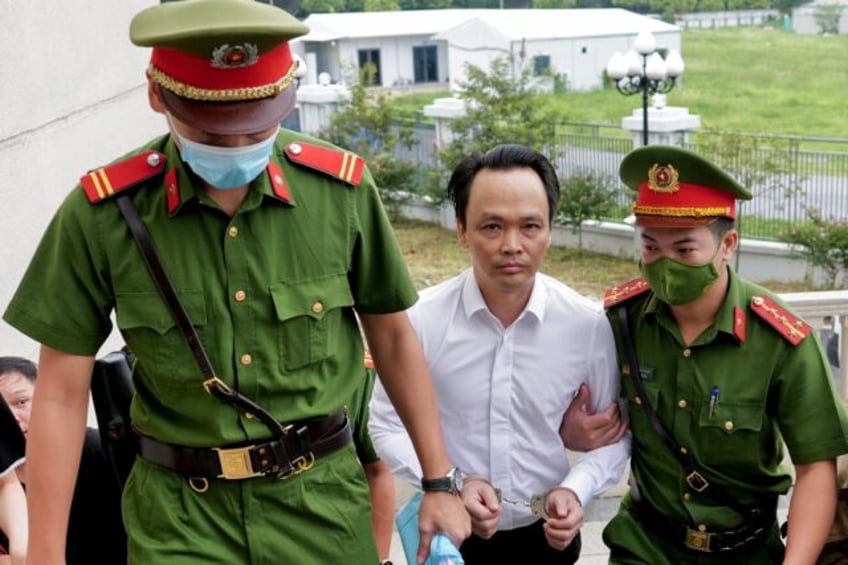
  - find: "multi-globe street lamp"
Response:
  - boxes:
[606,30,685,146]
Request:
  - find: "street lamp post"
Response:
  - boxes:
[606,31,685,146]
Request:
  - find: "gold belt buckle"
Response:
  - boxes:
[684,528,712,552]
[215,445,262,480]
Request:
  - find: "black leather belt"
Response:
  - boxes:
[138,410,351,481]
[632,496,776,553]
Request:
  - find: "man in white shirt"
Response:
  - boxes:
[369,144,631,564]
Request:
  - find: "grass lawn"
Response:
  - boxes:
[394,27,848,141]
[392,217,814,297]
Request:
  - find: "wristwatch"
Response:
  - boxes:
[421,466,463,494]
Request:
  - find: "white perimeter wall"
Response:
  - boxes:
[0,1,163,360]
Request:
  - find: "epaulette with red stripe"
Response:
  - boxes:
[603,278,651,309]
[80,151,167,204]
[284,142,364,186]
[364,349,374,369]
[750,295,811,346]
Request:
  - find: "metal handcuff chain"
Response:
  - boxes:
[463,476,576,519]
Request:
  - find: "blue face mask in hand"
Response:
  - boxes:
[175,128,278,190]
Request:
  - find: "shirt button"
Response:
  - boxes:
[241,354,253,366]
[228,226,239,238]
[234,290,247,302]
[677,399,687,409]
[289,143,303,155]
[634,396,642,406]
[724,421,734,431]
[683,493,692,501]
[683,348,692,357]
[312,301,324,314]
[244,412,255,419]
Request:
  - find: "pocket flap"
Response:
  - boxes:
[271,274,354,322]
[115,291,207,335]
[699,402,763,434]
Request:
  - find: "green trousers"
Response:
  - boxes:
[123,444,378,564]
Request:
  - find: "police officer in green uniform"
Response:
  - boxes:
[598,145,848,564]
[2,1,469,563]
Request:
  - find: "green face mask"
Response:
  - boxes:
[639,256,720,305]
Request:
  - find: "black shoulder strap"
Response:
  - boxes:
[115,194,288,437]
[616,306,768,519]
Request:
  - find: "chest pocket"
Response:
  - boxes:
[697,401,765,467]
[114,290,207,389]
[271,274,354,371]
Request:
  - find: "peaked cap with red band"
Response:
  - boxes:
[130,0,309,135]
[619,145,752,228]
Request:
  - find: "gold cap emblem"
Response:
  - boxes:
[647,163,680,193]
[211,43,259,69]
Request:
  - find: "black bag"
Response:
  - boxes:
[90,349,137,487]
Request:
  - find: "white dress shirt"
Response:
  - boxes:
[369,268,631,530]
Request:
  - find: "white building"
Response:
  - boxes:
[294,8,681,92]
[793,0,848,34]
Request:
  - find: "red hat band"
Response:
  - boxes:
[148,43,295,102]
[634,181,736,220]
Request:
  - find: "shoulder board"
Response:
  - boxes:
[750,295,811,346]
[80,151,167,204]
[363,349,374,369]
[603,278,650,309]
[284,142,364,187]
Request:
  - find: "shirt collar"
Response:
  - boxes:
[460,269,547,324]
[163,135,294,217]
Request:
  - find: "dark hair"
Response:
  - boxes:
[708,218,735,241]
[446,144,560,226]
[0,357,37,384]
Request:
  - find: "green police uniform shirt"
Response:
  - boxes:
[349,366,379,465]
[604,268,848,560]
[3,129,417,447]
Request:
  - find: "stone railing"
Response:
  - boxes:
[779,290,848,399]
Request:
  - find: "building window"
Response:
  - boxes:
[413,45,438,84]
[533,55,551,76]
[358,49,382,86]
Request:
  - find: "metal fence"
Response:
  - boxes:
[394,120,848,241]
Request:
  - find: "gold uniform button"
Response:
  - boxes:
[752,296,764,306]
[679,446,688,455]
[683,493,692,501]
[678,399,687,409]
[724,421,734,431]
[698,524,707,532]
[234,290,247,302]
[228,226,239,238]
[683,348,692,358]
[634,396,642,406]
[312,301,324,314]
[244,412,255,419]
[240,354,253,366]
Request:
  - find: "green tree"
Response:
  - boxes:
[437,55,561,175]
[300,0,346,13]
[317,66,422,218]
[556,170,618,251]
[784,209,848,289]
[365,0,401,9]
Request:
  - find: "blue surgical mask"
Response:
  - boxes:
[174,128,278,190]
